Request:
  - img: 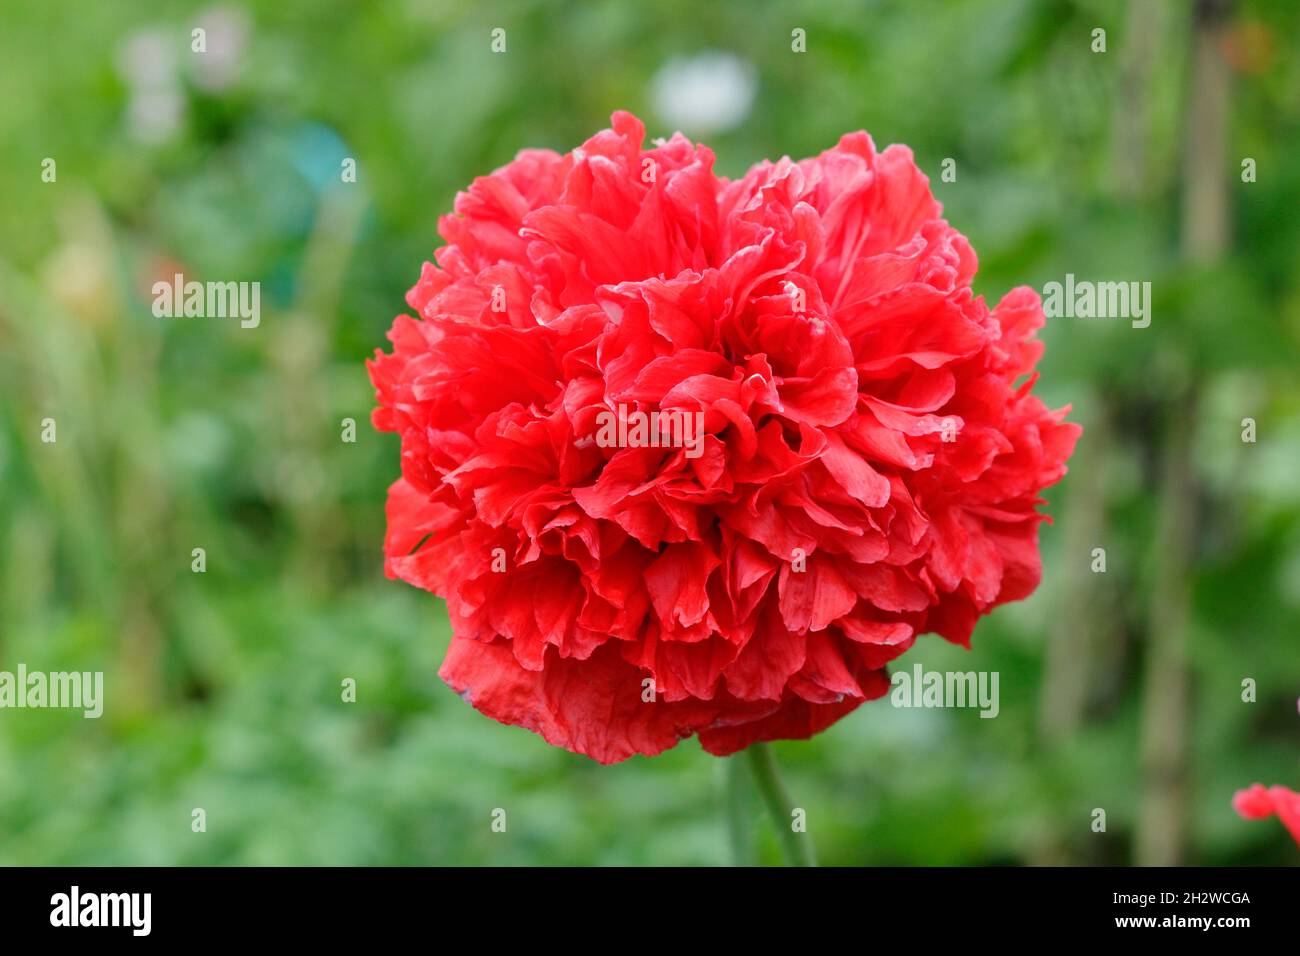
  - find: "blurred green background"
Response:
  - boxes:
[1,0,1298,866]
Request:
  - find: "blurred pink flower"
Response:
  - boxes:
[1233,784,1300,848]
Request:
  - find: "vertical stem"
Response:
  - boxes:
[723,755,755,866]
[1110,0,1164,198]
[1137,393,1197,866]
[1181,0,1233,262]
[1039,398,1109,746]
[745,742,817,866]
[1137,0,1231,866]
[1033,399,1112,865]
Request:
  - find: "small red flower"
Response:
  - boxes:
[369,113,1079,763]
[1233,784,1300,848]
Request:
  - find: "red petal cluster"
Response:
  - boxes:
[1233,784,1300,849]
[369,112,1079,763]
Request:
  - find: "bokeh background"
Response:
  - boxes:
[1,0,1298,866]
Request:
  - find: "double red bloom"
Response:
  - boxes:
[369,113,1079,763]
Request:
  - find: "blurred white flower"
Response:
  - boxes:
[126,88,185,144]
[192,6,249,92]
[650,51,757,137]
[115,29,177,89]
[116,28,184,143]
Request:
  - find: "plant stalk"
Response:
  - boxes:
[745,742,816,866]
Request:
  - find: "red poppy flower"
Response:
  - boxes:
[368,112,1079,763]
[1233,784,1300,848]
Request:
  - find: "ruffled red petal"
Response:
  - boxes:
[370,113,1079,762]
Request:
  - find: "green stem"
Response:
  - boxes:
[745,742,817,866]
[723,755,755,866]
